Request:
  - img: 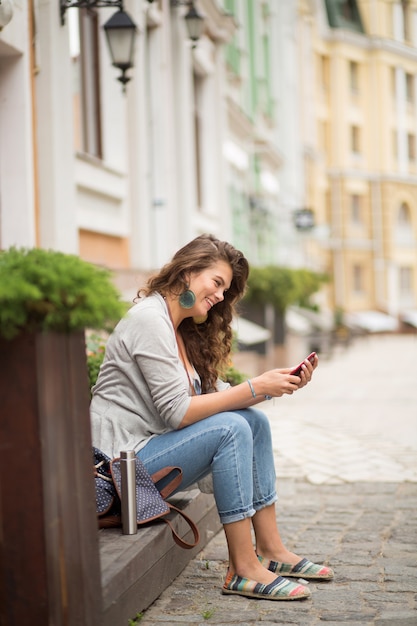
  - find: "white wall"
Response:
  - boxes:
[273,1,308,267]
[0,0,243,268]
[0,1,36,248]
[35,0,78,252]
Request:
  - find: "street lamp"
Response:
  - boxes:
[103,9,137,91]
[184,2,204,44]
[0,0,14,30]
[170,1,204,45]
[60,0,138,92]
[294,208,315,231]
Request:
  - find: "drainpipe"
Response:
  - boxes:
[29,0,40,246]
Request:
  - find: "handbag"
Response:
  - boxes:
[93,447,200,549]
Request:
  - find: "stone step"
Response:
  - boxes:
[99,489,221,626]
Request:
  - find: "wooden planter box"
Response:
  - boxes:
[0,331,101,626]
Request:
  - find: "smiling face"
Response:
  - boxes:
[187,260,233,317]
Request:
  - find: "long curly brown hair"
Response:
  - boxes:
[139,234,249,393]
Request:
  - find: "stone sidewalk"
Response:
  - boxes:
[269,333,417,485]
[139,480,416,626]
[137,334,417,625]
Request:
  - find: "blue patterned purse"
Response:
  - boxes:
[93,447,200,549]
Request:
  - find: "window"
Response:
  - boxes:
[319,120,329,154]
[398,202,412,226]
[399,266,413,295]
[193,72,203,209]
[342,0,354,20]
[349,60,359,94]
[262,32,274,119]
[407,133,416,161]
[401,0,410,41]
[324,0,365,33]
[70,9,102,158]
[192,69,218,214]
[406,73,414,104]
[350,194,362,224]
[318,54,330,92]
[353,264,364,293]
[396,202,414,244]
[351,125,361,154]
[392,130,398,159]
[225,36,241,75]
[391,67,397,98]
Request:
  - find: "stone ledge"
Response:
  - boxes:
[99,489,221,626]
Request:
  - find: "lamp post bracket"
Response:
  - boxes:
[60,0,123,25]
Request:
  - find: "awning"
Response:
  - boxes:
[232,317,271,346]
[286,306,334,335]
[401,310,417,328]
[344,311,399,333]
[285,308,312,335]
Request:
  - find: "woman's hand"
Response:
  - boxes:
[252,369,298,398]
[254,353,318,398]
[180,354,318,427]
[290,352,318,389]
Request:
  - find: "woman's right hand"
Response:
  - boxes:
[254,355,317,398]
[180,356,318,427]
[254,369,300,397]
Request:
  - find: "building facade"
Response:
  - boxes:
[0,0,239,299]
[1,0,416,326]
[297,0,417,325]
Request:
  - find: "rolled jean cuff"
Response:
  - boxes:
[254,492,278,512]
[218,488,278,525]
[220,505,256,525]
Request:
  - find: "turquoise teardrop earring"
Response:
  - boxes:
[179,289,196,309]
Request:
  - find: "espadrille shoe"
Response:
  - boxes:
[222,570,311,600]
[258,555,334,580]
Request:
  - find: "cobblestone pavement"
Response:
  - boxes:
[138,334,417,626]
[270,333,417,485]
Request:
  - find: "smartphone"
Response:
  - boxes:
[290,351,317,376]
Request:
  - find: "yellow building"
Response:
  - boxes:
[301,0,417,329]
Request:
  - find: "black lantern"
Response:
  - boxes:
[171,0,204,45]
[103,9,137,92]
[60,1,138,92]
[184,2,204,43]
[0,0,14,30]
[294,208,315,231]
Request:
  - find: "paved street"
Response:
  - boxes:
[270,333,417,484]
[138,334,417,626]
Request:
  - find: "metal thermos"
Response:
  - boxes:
[120,450,137,535]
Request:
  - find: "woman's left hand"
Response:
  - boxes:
[292,353,318,388]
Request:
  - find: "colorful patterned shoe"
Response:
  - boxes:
[258,555,334,580]
[222,570,311,600]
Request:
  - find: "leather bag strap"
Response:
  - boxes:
[163,503,200,549]
[151,466,183,499]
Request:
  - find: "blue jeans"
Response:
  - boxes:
[137,407,278,525]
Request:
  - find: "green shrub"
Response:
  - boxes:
[0,247,125,339]
[224,364,247,386]
[244,265,328,312]
[86,333,107,390]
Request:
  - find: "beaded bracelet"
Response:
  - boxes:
[247,379,272,401]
